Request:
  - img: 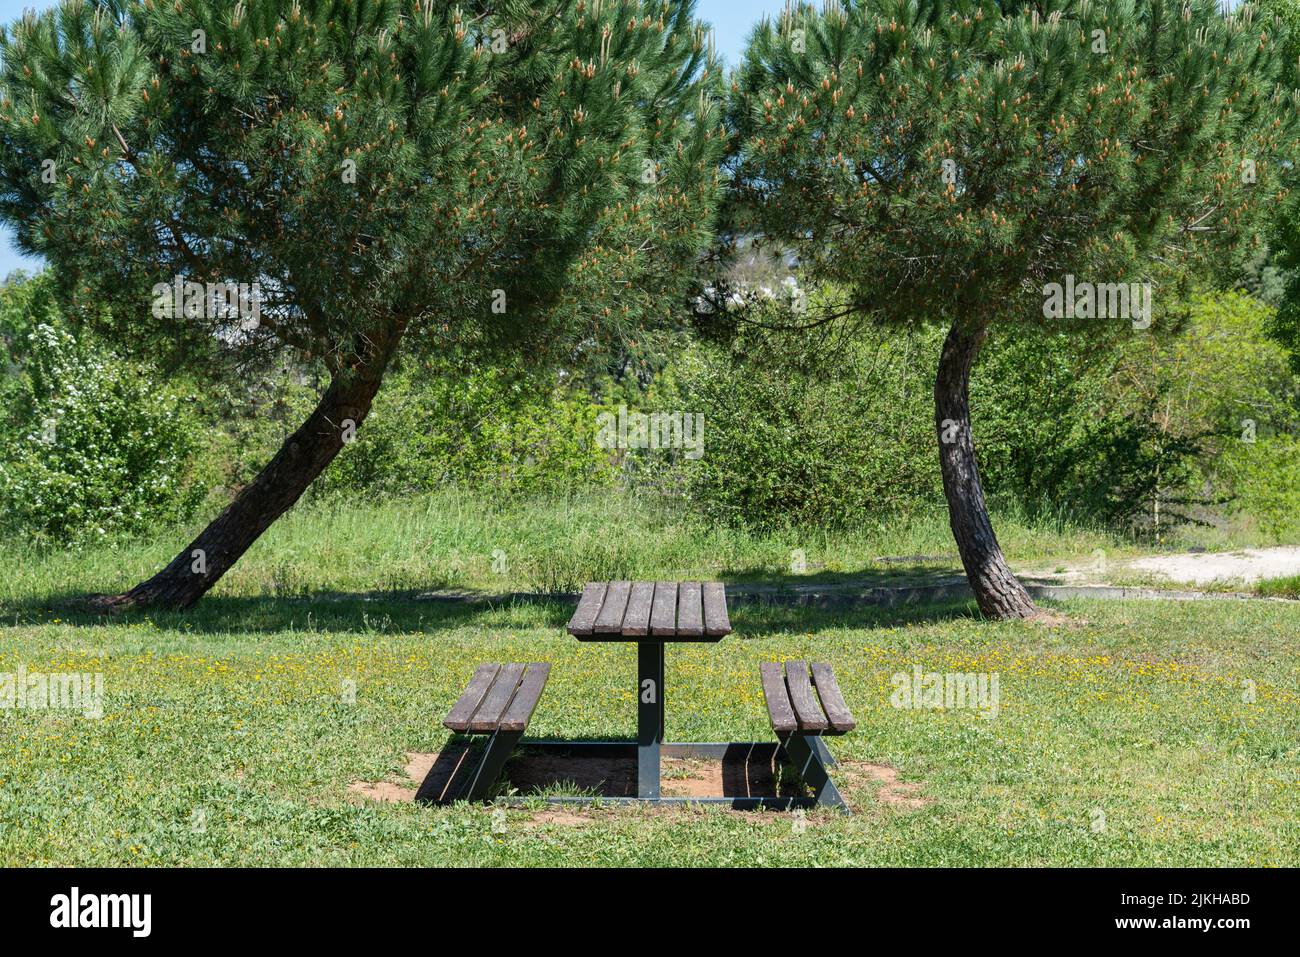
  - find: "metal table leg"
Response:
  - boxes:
[637,641,665,799]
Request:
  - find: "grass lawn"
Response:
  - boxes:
[2,584,1297,866]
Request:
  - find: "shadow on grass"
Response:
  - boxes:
[2,587,982,639]
[5,567,983,636]
[731,599,981,635]
[719,562,963,590]
[6,589,575,636]
[413,736,804,804]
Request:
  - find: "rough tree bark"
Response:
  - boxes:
[934,317,1039,620]
[93,341,399,611]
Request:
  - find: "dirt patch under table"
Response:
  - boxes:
[349,745,930,816]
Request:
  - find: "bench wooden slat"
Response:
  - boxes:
[649,581,679,636]
[466,662,527,733]
[784,660,829,732]
[443,663,501,732]
[759,662,799,733]
[592,580,632,634]
[498,663,551,733]
[567,582,607,636]
[676,581,704,637]
[810,662,855,732]
[622,581,655,636]
[702,581,731,636]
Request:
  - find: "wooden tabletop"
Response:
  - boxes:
[567,581,732,641]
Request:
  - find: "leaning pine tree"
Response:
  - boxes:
[729,0,1299,618]
[0,0,724,608]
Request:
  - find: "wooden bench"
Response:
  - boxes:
[759,660,855,809]
[440,662,550,802]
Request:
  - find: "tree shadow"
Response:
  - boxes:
[5,588,577,636]
[727,598,982,635]
[719,562,964,590]
[7,561,985,637]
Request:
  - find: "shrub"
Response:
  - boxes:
[1222,435,1300,541]
[0,322,209,545]
[673,290,1299,537]
[674,322,942,530]
[310,360,617,500]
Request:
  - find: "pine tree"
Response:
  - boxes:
[728,0,1299,618]
[1258,0,1300,370]
[0,0,724,608]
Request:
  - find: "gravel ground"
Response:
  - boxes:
[1125,546,1300,586]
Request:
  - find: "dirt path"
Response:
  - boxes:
[1120,546,1300,586]
[1037,545,1300,588]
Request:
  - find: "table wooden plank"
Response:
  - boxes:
[676,581,704,637]
[498,663,551,733]
[785,660,829,732]
[443,663,501,732]
[759,662,798,733]
[649,581,679,636]
[622,581,655,636]
[467,663,526,733]
[567,582,607,636]
[701,581,731,636]
[811,662,855,732]
[592,580,632,634]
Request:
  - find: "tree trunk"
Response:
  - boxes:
[94,357,392,611]
[934,318,1038,620]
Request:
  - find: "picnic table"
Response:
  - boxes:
[436,580,854,811]
[566,580,732,799]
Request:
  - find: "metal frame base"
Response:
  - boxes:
[497,795,827,810]
[464,738,850,814]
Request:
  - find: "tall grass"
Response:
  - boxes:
[0,488,1131,609]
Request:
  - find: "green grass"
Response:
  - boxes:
[1,489,1125,606]
[1256,575,1300,600]
[3,595,1298,866]
[2,493,1297,866]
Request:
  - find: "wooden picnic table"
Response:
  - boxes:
[434,579,853,810]
[567,580,731,798]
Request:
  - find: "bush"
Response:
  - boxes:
[675,289,1299,537]
[1222,435,1300,541]
[973,323,1212,534]
[310,360,617,500]
[674,321,942,530]
[0,321,209,545]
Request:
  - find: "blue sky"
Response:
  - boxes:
[0,0,785,278]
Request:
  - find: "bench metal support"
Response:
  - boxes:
[780,732,847,810]
[497,795,827,810]
[463,729,523,801]
[811,734,838,768]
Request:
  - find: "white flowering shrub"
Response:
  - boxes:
[0,323,207,545]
